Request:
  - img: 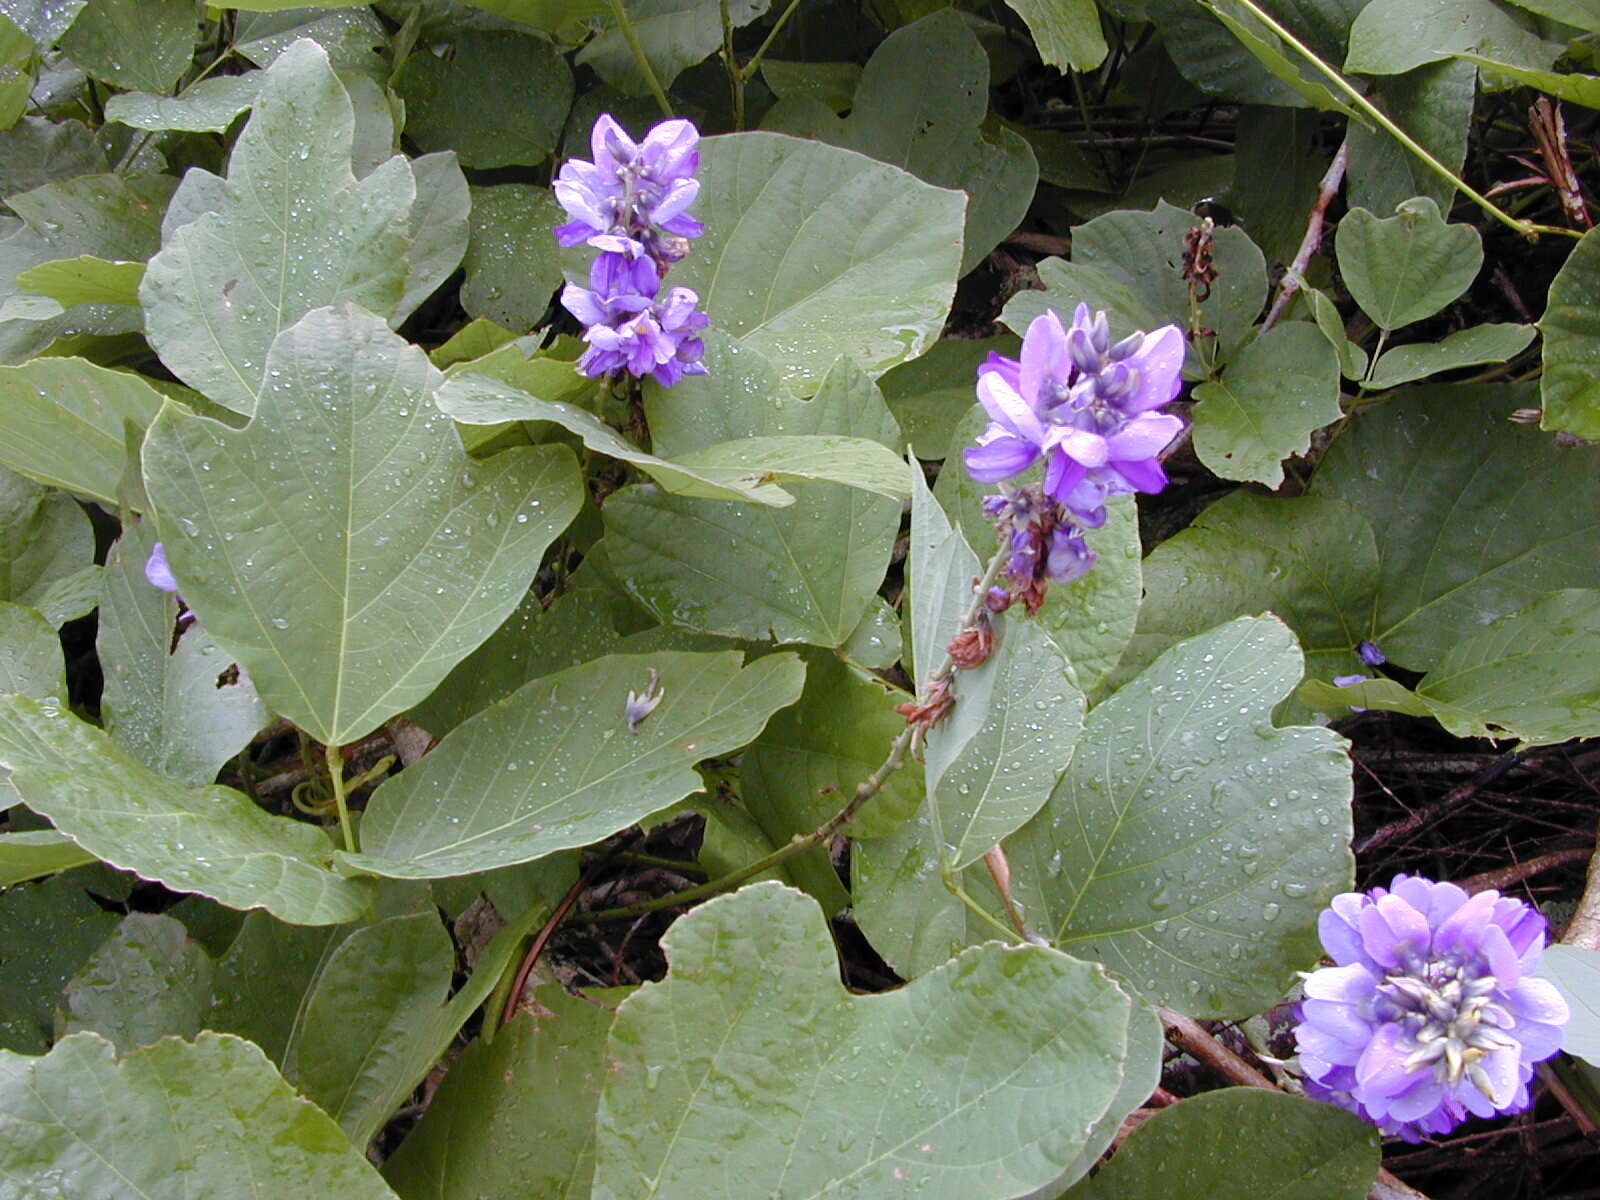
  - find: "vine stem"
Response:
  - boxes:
[576,542,1013,925]
[739,0,806,83]
[606,0,673,118]
[1562,817,1600,950]
[1208,0,1576,242]
[324,741,356,854]
[1259,137,1349,335]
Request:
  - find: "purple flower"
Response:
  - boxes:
[964,305,1185,529]
[1358,640,1387,667]
[561,253,709,387]
[1294,874,1569,1142]
[553,114,703,266]
[144,542,178,592]
[625,668,664,732]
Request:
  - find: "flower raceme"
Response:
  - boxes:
[554,114,710,387]
[1294,874,1570,1141]
[965,305,1184,607]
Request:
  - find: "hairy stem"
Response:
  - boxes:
[1259,138,1349,334]
[606,0,673,118]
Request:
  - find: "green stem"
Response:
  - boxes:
[324,741,357,854]
[1208,0,1576,241]
[942,865,1023,943]
[738,0,806,82]
[606,0,673,118]
[719,0,745,130]
[579,541,1013,925]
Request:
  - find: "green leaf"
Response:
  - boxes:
[907,439,978,692]
[1037,494,1143,697]
[0,598,62,698]
[0,1032,399,1198]
[0,0,87,44]
[612,351,905,646]
[143,305,582,746]
[461,184,563,332]
[1456,53,1600,108]
[1003,202,1267,368]
[0,870,121,1052]
[851,804,969,977]
[395,31,572,168]
[1003,0,1107,71]
[104,73,262,132]
[98,523,269,787]
[996,616,1354,1018]
[1120,491,1379,700]
[930,615,1084,869]
[15,254,141,307]
[1068,1088,1379,1199]
[1345,0,1559,75]
[0,464,95,629]
[878,333,1018,458]
[1313,589,1600,745]
[234,5,390,78]
[1197,0,1367,122]
[1335,197,1483,330]
[0,694,373,925]
[208,912,347,1063]
[407,585,625,738]
[577,0,771,95]
[383,990,611,1200]
[1310,382,1600,665]
[55,0,194,91]
[140,40,416,417]
[594,882,1143,1200]
[399,152,471,322]
[668,130,965,392]
[828,9,1039,275]
[1540,226,1600,439]
[740,649,919,907]
[1301,282,1368,380]
[1366,322,1535,389]
[346,650,805,879]
[1347,60,1474,217]
[1191,321,1342,487]
[0,13,32,130]
[61,913,213,1053]
[434,367,797,507]
[1541,945,1600,1069]
[0,829,94,886]
[292,912,455,1148]
[760,59,862,112]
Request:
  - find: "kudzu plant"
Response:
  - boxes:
[0,1,1598,1198]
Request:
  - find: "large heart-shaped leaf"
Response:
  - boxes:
[592,882,1147,1200]
[994,616,1354,1018]
[98,523,269,787]
[1334,197,1482,331]
[140,39,417,417]
[667,131,965,392]
[0,1033,398,1198]
[1069,1088,1379,1199]
[0,465,97,629]
[1345,0,1558,76]
[0,870,120,1053]
[346,650,805,879]
[1003,0,1107,70]
[143,305,582,747]
[1541,945,1600,1069]
[0,695,372,925]
[61,913,212,1053]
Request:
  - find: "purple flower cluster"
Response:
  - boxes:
[554,115,709,388]
[964,305,1184,603]
[1295,875,1569,1142]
